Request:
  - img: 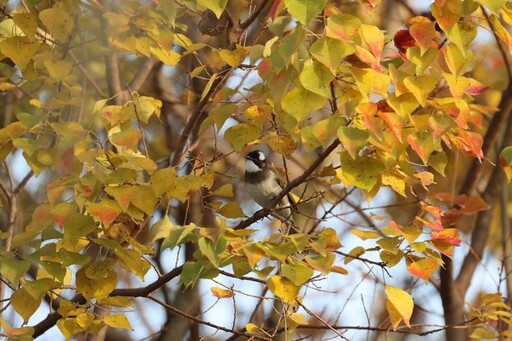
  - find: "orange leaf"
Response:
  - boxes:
[407,258,439,280]
[431,228,461,246]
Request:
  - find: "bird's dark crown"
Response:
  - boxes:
[246,150,266,167]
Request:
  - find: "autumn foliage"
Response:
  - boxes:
[0,0,511,340]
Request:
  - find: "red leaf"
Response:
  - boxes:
[393,30,416,53]
[465,81,488,96]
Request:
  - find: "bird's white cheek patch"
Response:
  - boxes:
[246,159,261,173]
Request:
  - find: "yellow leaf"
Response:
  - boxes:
[44,59,72,81]
[150,46,180,66]
[218,46,248,67]
[267,275,300,305]
[258,131,297,158]
[12,12,37,39]
[104,314,133,330]
[39,7,74,41]
[245,322,262,334]
[218,201,246,219]
[403,75,437,107]
[76,265,117,300]
[11,287,41,322]
[351,229,380,240]
[210,286,235,299]
[213,184,233,197]
[282,85,327,123]
[0,37,39,68]
[385,286,414,329]
[337,127,369,159]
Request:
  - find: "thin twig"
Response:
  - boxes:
[128,56,158,92]
[147,295,270,340]
[297,300,350,340]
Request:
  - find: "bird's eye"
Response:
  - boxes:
[258,152,265,161]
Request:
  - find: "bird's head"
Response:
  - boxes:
[245,150,266,173]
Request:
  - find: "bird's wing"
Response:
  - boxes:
[274,171,297,209]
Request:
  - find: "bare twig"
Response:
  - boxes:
[147,295,270,340]
[128,56,158,92]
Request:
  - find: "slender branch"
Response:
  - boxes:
[481,6,512,83]
[292,317,478,336]
[13,170,33,195]
[32,266,183,337]
[240,0,271,30]
[111,265,183,297]
[128,56,158,92]
[171,69,231,167]
[297,300,349,340]
[234,138,341,230]
[501,184,512,306]
[218,269,266,284]
[69,51,108,98]
[147,295,270,340]
[459,83,512,195]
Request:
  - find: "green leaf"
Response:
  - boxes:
[104,314,133,330]
[337,127,369,159]
[198,237,227,267]
[310,37,354,72]
[284,0,327,25]
[64,214,97,240]
[180,261,204,288]
[281,86,326,123]
[281,263,313,286]
[21,278,60,300]
[0,258,30,286]
[11,288,41,322]
[299,59,334,98]
[338,152,385,192]
[225,123,261,151]
[326,14,361,40]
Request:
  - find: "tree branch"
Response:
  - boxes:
[32,266,183,337]
[239,0,271,30]
[147,295,271,340]
[128,56,158,92]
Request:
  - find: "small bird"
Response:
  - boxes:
[244,150,295,223]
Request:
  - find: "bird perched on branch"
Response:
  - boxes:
[244,150,296,228]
